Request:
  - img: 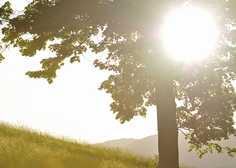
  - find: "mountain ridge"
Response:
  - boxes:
[99,133,236,168]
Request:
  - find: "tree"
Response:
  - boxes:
[1,0,236,168]
[0,1,12,63]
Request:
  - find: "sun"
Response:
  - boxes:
[160,7,218,63]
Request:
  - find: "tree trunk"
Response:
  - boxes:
[155,77,179,168]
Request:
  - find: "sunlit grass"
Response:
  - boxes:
[180,164,201,168]
[0,122,199,168]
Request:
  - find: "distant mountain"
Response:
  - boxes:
[100,134,236,168]
[102,138,137,148]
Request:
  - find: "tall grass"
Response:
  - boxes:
[0,122,199,168]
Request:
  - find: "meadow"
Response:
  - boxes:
[0,122,199,168]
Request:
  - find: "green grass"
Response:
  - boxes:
[0,122,200,168]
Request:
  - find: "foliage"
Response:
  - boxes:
[0,1,12,63]
[149,154,159,168]
[1,0,236,160]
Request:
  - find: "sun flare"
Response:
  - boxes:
[160,7,218,63]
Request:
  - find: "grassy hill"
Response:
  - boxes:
[0,122,198,168]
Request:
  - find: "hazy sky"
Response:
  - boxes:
[0,0,158,143]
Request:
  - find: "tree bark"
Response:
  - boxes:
[155,77,179,168]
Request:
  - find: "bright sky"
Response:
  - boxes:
[0,0,157,144]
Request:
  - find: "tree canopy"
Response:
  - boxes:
[0,1,12,63]
[1,0,236,167]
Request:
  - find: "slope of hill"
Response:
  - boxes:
[2,121,234,168]
[102,133,236,168]
[0,122,154,168]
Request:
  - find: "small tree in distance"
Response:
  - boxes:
[1,0,236,168]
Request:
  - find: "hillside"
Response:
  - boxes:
[0,122,154,168]
[102,133,236,168]
[1,121,234,168]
